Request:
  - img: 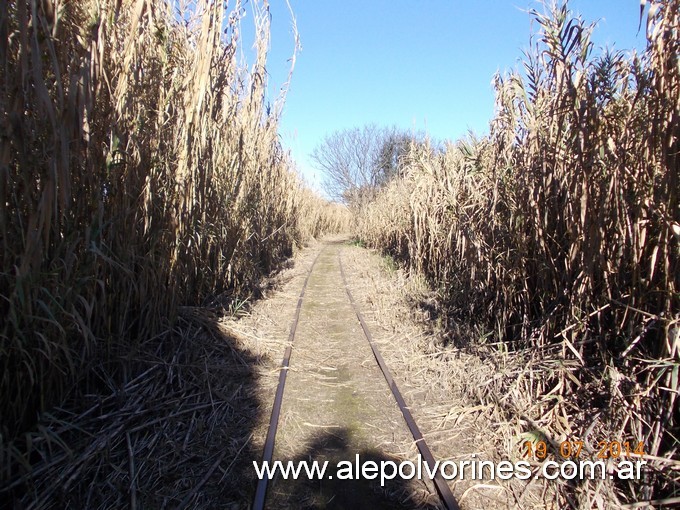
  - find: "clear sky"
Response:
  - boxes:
[243,1,647,192]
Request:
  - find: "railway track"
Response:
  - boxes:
[253,245,460,510]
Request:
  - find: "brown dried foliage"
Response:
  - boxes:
[0,0,344,453]
[358,1,679,506]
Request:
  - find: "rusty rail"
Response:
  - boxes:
[253,247,460,510]
[252,251,321,510]
[339,252,461,510]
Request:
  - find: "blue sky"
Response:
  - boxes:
[242,1,647,192]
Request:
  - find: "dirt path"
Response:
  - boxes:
[265,239,432,508]
[225,238,548,509]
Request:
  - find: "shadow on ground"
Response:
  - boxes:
[268,429,438,509]
[1,313,260,509]
[1,299,439,509]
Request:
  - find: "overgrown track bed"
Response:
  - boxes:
[253,241,459,510]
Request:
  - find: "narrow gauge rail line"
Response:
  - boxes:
[253,246,460,510]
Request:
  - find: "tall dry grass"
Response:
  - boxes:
[358,1,678,505]
[0,0,342,455]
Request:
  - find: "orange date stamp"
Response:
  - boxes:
[523,440,646,460]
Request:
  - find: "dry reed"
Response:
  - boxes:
[0,0,344,478]
[358,1,678,506]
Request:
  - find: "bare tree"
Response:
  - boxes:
[311,124,416,206]
[374,130,416,186]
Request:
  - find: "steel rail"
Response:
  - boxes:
[338,252,461,510]
[252,251,321,510]
[253,247,460,510]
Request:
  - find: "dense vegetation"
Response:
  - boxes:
[0,0,346,451]
[2,0,677,507]
[357,1,678,504]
